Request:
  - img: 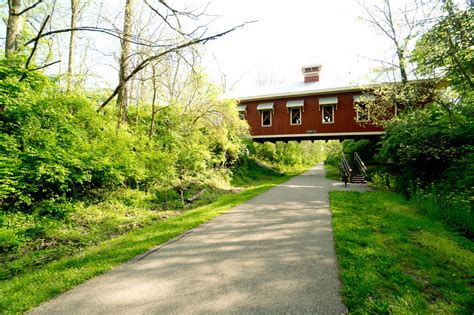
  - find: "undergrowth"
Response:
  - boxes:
[0,157,301,313]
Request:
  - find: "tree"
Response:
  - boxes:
[361,0,428,83]
[66,0,79,92]
[358,80,436,126]
[359,0,438,125]
[116,0,135,130]
[412,0,474,94]
[373,1,473,232]
[5,0,21,57]
[6,1,253,116]
[5,0,44,57]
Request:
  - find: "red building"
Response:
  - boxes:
[234,65,384,142]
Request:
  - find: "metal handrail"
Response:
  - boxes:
[354,152,367,177]
[340,153,352,185]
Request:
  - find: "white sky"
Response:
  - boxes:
[199,0,394,90]
[0,0,415,91]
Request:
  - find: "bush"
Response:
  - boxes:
[0,229,21,253]
[324,140,342,166]
[342,139,379,163]
[376,102,473,234]
[0,60,247,215]
[251,141,324,168]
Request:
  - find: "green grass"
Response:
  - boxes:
[330,191,474,314]
[324,163,340,181]
[0,165,298,314]
[230,157,285,187]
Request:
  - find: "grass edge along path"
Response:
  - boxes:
[330,191,474,314]
[0,174,296,314]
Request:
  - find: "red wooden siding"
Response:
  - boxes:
[242,91,383,137]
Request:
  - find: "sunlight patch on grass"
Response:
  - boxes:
[330,191,473,314]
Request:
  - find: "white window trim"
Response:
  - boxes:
[261,109,272,127]
[290,107,302,126]
[322,105,334,124]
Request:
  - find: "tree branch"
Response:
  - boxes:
[19,15,50,82]
[28,60,61,71]
[97,21,256,111]
[144,0,186,36]
[18,0,43,16]
[23,26,168,48]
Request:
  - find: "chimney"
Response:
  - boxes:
[302,64,322,83]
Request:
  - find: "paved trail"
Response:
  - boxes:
[31,164,370,315]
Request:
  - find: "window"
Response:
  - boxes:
[237,104,247,120]
[261,110,272,127]
[319,97,337,124]
[287,100,304,125]
[290,107,302,125]
[356,102,369,122]
[322,105,334,124]
[257,102,273,127]
[353,95,373,122]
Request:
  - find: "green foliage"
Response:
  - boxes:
[331,191,474,314]
[375,102,473,233]
[342,139,379,163]
[249,141,324,169]
[368,2,474,235]
[323,140,342,166]
[0,57,49,112]
[379,104,472,183]
[362,81,437,127]
[412,2,474,94]
[230,156,283,187]
[323,164,340,181]
[0,58,261,304]
[0,61,247,215]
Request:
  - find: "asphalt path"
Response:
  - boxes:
[31,163,370,315]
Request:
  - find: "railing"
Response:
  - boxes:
[354,152,367,178]
[340,153,352,185]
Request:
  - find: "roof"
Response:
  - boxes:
[225,69,426,102]
[226,80,363,102]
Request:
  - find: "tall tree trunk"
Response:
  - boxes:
[116,0,134,131]
[67,0,78,91]
[5,0,21,58]
[149,66,157,138]
[396,48,408,84]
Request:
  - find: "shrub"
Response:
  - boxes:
[376,102,473,234]
[324,140,342,166]
[342,139,379,163]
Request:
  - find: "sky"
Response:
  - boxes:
[0,0,407,91]
[197,0,395,90]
